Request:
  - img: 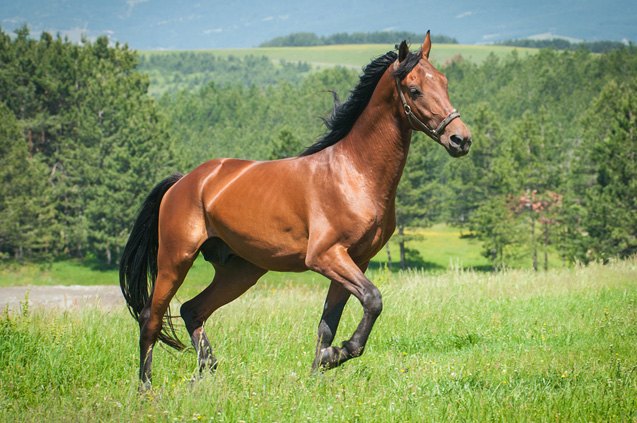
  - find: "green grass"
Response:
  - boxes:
[1,259,636,421]
[141,43,538,69]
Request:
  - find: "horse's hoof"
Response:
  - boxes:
[138,380,152,394]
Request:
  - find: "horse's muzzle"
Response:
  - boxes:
[447,134,472,157]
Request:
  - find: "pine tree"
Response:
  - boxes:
[568,80,637,261]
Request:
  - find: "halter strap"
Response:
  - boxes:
[394,75,460,141]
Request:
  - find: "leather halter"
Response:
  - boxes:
[394,69,460,141]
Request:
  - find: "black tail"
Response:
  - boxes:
[119,173,186,350]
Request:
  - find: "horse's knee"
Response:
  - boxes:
[363,285,383,317]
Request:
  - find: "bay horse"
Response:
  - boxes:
[120,32,472,390]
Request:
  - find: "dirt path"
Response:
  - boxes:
[0,285,124,312]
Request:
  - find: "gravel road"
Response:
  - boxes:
[0,285,124,312]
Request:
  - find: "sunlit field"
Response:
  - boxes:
[1,259,635,421]
[142,43,538,69]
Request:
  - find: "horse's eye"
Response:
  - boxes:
[408,87,421,99]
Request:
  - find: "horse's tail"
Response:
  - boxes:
[119,173,186,350]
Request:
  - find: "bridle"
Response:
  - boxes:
[393,68,460,142]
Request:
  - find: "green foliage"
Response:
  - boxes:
[0,103,58,260]
[566,80,637,262]
[138,53,311,96]
[442,47,637,267]
[160,68,357,168]
[0,27,175,265]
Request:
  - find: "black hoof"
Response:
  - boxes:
[138,379,152,394]
[314,346,349,371]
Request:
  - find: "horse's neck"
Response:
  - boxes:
[333,76,412,205]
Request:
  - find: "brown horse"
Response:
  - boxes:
[120,32,471,389]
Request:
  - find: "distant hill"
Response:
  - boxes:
[259,31,458,47]
[498,37,631,53]
[1,0,635,49]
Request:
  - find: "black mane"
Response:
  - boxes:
[299,46,421,157]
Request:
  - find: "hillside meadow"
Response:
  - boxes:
[1,258,635,421]
[141,43,538,69]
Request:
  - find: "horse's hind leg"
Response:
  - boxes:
[139,248,195,390]
[180,255,266,377]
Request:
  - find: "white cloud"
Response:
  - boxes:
[203,28,223,34]
[456,11,473,19]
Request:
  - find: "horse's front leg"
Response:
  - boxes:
[312,280,351,371]
[308,249,382,370]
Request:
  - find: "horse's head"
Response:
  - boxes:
[394,32,472,157]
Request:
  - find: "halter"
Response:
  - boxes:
[394,71,460,141]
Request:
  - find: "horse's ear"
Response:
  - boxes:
[398,40,409,62]
[421,30,431,59]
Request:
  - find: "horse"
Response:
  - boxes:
[119,32,472,390]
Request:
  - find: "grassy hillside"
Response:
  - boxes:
[1,259,635,421]
[139,44,538,95]
[142,43,538,69]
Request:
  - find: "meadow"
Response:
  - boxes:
[1,258,635,421]
[141,43,538,69]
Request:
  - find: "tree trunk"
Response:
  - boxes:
[385,243,392,270]
[543,221,549,271]
[531,214,538,272]
[398,225,406,270]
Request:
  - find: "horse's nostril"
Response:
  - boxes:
[450,135,471,149]
[450,135,463,147]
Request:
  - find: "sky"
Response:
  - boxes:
[1,0,636,49]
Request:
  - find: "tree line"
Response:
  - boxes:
[498,38,631,54]
[260,31,457,47]
[1,26,635,269]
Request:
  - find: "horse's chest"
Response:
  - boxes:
[349,212,395,263]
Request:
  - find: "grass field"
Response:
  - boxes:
[142,43,538,69]
[1,259,635,421]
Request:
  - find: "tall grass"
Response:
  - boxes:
[1,259,635,421]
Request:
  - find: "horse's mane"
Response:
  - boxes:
[299,45,421,157]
